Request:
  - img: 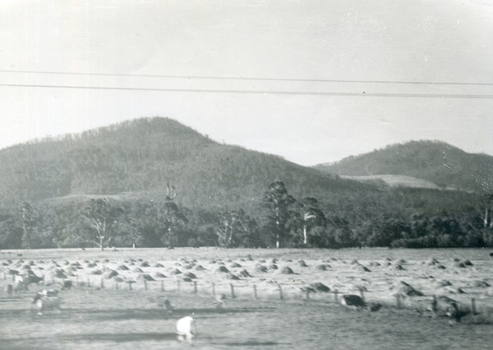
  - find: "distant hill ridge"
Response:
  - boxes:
[314,140,493,193]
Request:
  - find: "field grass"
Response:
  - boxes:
[1,247,492,349]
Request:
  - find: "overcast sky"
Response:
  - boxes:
[0,0,492,166]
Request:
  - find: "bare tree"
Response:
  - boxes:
[80,198,123,250]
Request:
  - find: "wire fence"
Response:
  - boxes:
[2,271,493,323]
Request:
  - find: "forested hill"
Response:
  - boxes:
[0,117,371,213]
[314,140,493,193]
[1,118,490,250]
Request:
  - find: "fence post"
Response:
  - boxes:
[396,294,401,309]
[306,289,310,300]
[144,279,147,290]
[471,298,477,315]
[334,289,338,303]
[194,281,197,294]
[230,284,235,299]
[253,285,258,300]
[128,281,132,291]
[100,278,104,289]
[278,284,284,301]
[212,283,216,297]
[161,280,164,292]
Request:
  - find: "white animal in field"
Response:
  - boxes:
[32,290,61,315]
[14,275,29,292]
[176,316,195,344]
[214,293,227,308]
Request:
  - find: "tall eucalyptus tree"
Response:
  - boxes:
[262,181,296,248]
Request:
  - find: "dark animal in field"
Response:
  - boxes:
[32,290,61,315]
[26,270,43,284]
[446,302,470,322]
[340,294,366,308]
[176,316,195,344]
[432,295,470,322]
[340,287,366,308]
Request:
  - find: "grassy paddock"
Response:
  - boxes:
[1,247,492,349]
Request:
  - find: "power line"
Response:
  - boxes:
[0,69,491,86]
[0,83,492,99]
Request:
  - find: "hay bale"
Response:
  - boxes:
[227,273,240,280]
[117,265,129,271]
[255,265,268,273]
[153,272,166,278]
[474,280,490,288]
[139,274,155,281]
[216,266,229,273]
[239,269,251,277]
[183,272,197,279]
[316,264,329,271]
[310,282,330,293]
[399,281,423,296]
[438,280,452,287]
[429,258,440,265]
[269,264,278,270]
[105,270,118,279]
[298,260,308,267]
[194,265,206,271]
[230,262,242,268]
[281,266,294,275]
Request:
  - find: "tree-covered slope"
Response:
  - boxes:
[314,140,493,193]
[0,117,374,214]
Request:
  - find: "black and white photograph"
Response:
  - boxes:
[0,1,492,349]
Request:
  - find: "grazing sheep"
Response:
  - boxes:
[176,316,195,344]
[32,290,61,315]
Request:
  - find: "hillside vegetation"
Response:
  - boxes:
[314,140,493,193]
[0,118,491,250]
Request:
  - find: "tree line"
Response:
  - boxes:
[0,181,492,250]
